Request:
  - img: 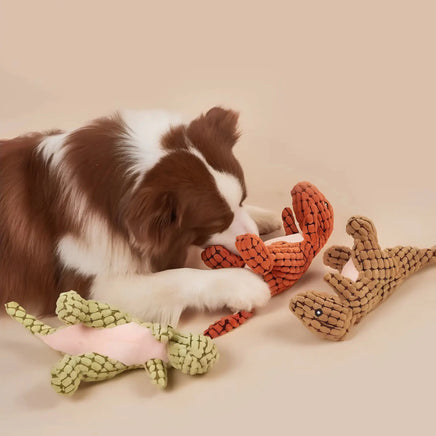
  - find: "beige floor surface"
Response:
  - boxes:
[1,1,435,435]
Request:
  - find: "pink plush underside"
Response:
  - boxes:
[341,258,360,281]
[265,233,304,245]
[39,322,168,365]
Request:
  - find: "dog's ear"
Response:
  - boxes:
[187,107,240,149]
[204,106,240,148]
[124,187,192,271]
[125,187,181,246]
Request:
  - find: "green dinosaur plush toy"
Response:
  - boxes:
[5,291,218,396]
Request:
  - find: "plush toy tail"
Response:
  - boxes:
[5,302,56,336]
[204,311,255,338]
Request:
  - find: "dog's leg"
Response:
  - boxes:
[245,205,282,235]
[90,268,270,326]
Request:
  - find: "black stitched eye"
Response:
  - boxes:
[315,309,323,317]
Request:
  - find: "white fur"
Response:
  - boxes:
[207,206,258,252]
[119,110,182,188]
[36,132,68,168]
[57,214,145,276]
[90,267,270,326]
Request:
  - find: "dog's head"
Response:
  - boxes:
[124,107,258,271]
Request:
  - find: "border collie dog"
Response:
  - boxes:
[0,107,279,324]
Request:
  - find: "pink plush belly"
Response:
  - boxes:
[39,323,168,365]
[341,258,360,281]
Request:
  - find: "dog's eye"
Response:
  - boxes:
[315,309,323,317]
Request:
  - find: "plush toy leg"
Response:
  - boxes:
[51,353,128,395]
[204,310,254,338]
[168,332,218,375]
[235,234,274,274]
[323,246,352,271]
[201,245,246,269]
[51,355,84,396]
[346,216,381,253]
[145,359,168,388]
[56,291,132,327]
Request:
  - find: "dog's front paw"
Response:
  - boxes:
[225,271,271,312]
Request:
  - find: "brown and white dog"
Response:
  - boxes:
[0,107,279,324]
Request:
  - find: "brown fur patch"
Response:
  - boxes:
[0,131,92,314]
[162,106,247,201]
[64,113,136,233]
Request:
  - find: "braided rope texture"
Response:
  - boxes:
[5,302,56,336]
[6,291,218,395]
[204,311,254,338]
[290,216,436,341]
[202,181,334,338]
[168,332,218,375]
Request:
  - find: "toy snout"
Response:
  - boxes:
[289,291,353,341]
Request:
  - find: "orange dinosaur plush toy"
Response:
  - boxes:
[202,181,334,338]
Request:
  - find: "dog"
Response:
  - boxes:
[0,107,280,324]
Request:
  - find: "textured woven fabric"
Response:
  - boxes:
[204,311,254,339]
[290,216,436,341]
[202,181,334,338]
[5,291,218,395]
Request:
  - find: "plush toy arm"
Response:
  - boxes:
[324,272,364,302]
[235,234,274,274]
[51,355,84,396]
[201,245,246,269]
[145,359,168,388]
[323,246,352,271]
[281,207,299,235]
[51,352,128,395]
[56,291,132,327]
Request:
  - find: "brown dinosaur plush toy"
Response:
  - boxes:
[290,215,436,341]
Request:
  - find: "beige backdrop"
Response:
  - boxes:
[1,1,435,435]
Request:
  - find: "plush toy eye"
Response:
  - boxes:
[315,309,323,317]
[324,201,329,207]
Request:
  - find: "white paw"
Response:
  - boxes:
[224,270,271,312]
[246,205,282,235]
